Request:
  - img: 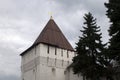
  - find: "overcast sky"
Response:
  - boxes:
[0,0,109,80]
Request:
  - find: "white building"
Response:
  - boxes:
[20,17,83,80]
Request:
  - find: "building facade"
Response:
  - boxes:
[20,17,83,80]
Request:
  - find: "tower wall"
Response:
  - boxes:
[21,43,80,80]
[20,18,83,80]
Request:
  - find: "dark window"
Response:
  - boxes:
[47,45,49,54]
[64,71,66,75]
[61,49,63,57]
[67,50,69,58]
[52,68,56,75]
[47,57,49,64]
[62,60,64,66]
[55,47,57,55]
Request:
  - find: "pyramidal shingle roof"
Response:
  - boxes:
[20,18,74,56]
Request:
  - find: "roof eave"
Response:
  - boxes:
[20,42,74,56]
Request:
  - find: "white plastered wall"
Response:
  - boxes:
[21,43,82,80]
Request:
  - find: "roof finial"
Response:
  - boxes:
[48,12,53,20]
[50,15,53,20]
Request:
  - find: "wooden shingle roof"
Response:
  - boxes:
[20,18,74,56]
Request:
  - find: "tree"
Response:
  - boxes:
[105,0,120,64]
[72,12,106,80]
[104,0,120,79]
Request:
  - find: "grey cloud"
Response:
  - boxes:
[0,41,21,74]
[0,1,53,79]
[55,0,107,15]
[0,0,110,80]
[0,72,20,80]
[53,0,109,47]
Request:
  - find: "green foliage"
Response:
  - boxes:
[105,0,120,64]
[72,13,106,80]
[72,0,120,80]
[104,0,120,79]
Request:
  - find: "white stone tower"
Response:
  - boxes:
[20,17,82,80]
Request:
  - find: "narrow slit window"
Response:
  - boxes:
[61,49,63,57]
[62,60,64,66]
[55,47,57,55]
[47,45,49,54]
[67,50,69,58]
[47,57,49,64]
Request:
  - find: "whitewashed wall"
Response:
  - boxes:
[21,43,82,80]
[39,43,75,62]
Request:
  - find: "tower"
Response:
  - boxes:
[20,17,82,80]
